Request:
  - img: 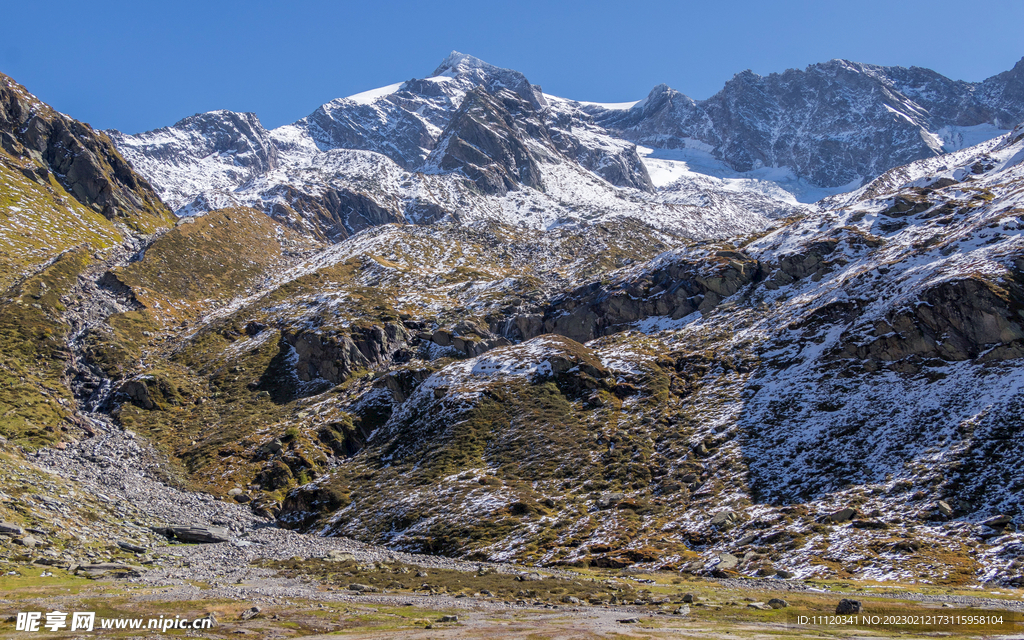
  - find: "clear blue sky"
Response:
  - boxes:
[3,0,1022,134]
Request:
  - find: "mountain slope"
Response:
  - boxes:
[86,121,1024,584]
[0,73,175,447]
[3,63,1024,590]
[1,73,174,289]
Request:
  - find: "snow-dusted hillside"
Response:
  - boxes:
[9,59,1024,598]
[236,123,1023,583]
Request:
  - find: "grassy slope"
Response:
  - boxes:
[0,249,91,446]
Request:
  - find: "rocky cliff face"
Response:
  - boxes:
[1,73,172,229]
[425,88,551,195]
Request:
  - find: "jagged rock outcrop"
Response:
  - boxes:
[285,323,411,385]
[1,73,172,228]
[426,88,551,195]
[499,250,765,343]
[267,185,406,242]
[835,271,1024,365]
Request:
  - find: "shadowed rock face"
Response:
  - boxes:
[285,323,411,386]
[498,250,766,343]
[0,73,171,227]
[834,273,1024,365]
[267,185,406,242]
[427,88,550,195]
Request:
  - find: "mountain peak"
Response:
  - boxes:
[431,51,495,77]
[172,110,264,129]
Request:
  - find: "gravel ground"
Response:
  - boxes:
[24,419,1024,618]
[29,415,565,578]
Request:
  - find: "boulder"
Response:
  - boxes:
[715,553,739,571]
[152,525,230,543]
[0,522,24,536]
[117,541,147,553]
[936,500,954,517]
[596,493,624,509]
[120,378,155,410]
[76,563,144,578]
[239,607,261,621]
[710,510,739,527]
[835,599,862,615]
[826,507,856,523]
[982,514,1014,529]
[432,329,453,347]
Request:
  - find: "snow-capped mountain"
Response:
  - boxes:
[110,53,1024,246]
[591,57,1024,189]
[108,53,829,242]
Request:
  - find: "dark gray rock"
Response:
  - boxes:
[836,599,862,615]
[425,87,547,196]
[982,514,1014,529]
[715,553,739,571]
[117,541,147,553]
[239,606,261,620]
[152,526,231,543]
[710,510,740,527]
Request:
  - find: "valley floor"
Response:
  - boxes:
[2,421,1023,639]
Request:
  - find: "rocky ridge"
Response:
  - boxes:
[110,53,822,242]
[589,57,1024,187]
